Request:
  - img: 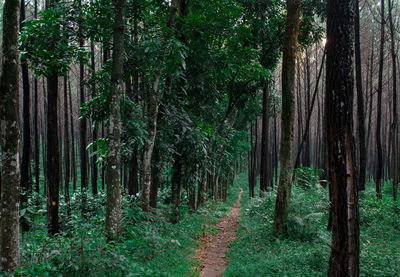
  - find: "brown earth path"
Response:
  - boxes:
[196,187,243,277]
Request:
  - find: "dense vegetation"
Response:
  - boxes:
[0,0,399,275]
[226,173,400,276]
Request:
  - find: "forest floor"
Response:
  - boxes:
[196,186,243,277]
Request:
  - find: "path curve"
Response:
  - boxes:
[197,187,243,277]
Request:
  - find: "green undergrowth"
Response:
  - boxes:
[11,183,240,277]
[225,171,400,277]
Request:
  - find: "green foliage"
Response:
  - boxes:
[19,2,88,76]
[225,172,400,276]
[15,184,240,276]
[294,167,325,189]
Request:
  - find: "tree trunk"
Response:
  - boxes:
[273,0,301,234]
[375,0,385,199]
[355,0,366,192]
[105,0,126,238]
[47,70,60,235]
[260,84,270,194]
[79,27,88,192]
[0,0,21,270]
[91,41,98,196]
[20,0,31,232]
[388,0,398,201]
[141,0,178,212]
[63,75,70,210]
[326,0,359,274]
[68,79,77,192]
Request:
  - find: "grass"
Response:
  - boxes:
[11,182,241,277]
[225,171,400,277]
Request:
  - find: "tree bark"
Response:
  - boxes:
[68,79,77,191]
[20,0,31,232]
[91,41,98,196]
[63,75,70,210]
[273,0,302,234]
[388,0,398,201]
[79,12,88,192]
[375,0,385,199]
[326,0,359,274]
[47,69,60,235]
[260,84,270,194]
[105,0,126,238]
[0,0,21,270]
[355,0,366,192]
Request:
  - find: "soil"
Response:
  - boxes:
[196,187,243,277]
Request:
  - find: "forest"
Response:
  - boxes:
[0,0,399,275]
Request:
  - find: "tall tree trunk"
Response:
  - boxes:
[375,0,385,199]
[68,80,77,191]
[91,41,98,196]
[47,69,60,235]
[0,0,21,270]
[79,19,88,191]
[33,0,40,194]
[326,0,359,275]
[34,75,40,193]
[20,0,31,232]
[273,0,301,234]
[355,0,366,192]
[105,0,126,238]
[260,84,270,194]
[388,0,398,201]
[63,75,70,209]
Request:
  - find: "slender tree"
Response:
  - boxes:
[20,0,31,232]
[326,0,359,274]
[260,83,270,193]
[273,0,302,234]
[0,0,21,271]
[375,0,385,199]
[355,0,366,192]
[388,0,398,201]
[105,0,127,237]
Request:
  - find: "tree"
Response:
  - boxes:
[375,0,385,199]
[273,0,302,234]
[105,0,126,238]
[326,0,359,274]
[20,0,31,232]
[355,0,366,192]
[0,0,21,271]
[388,0,398,201]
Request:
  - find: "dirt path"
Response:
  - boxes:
[196,187,243,277]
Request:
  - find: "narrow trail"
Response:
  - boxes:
[196,187,243,277]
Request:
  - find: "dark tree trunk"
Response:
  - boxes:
[128,148,139,196]
[91,42,98,196]
[46,70,60,235]
[273,0,302,234]
[375,0,385,199]
[326,0,359,275]
[63,75,70,210]
[388,0,398,201]
[355,0,366,192]
[0,0,21,270]
[68,80,77,192]
[260,84,270,194]
[20,0,31,232]
[34,75,40,193]
[79,35,88,192]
